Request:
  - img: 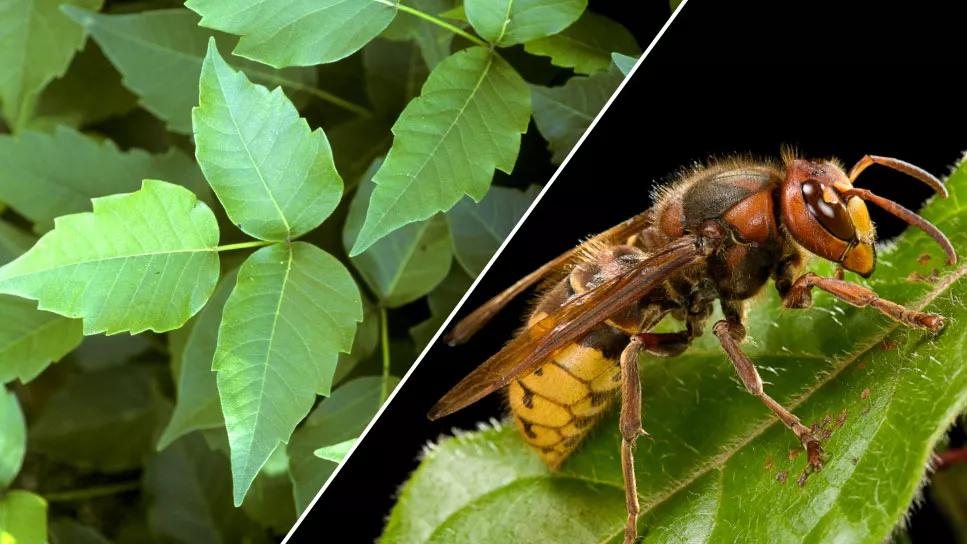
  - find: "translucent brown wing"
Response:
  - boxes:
[428,235,707,420]
[444,209,656,346]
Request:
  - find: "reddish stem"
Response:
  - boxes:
[935,448,967,470]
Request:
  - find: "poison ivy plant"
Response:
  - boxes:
[531,66,625,163]
[0,126,206,231]
[465,0,587,46]
[314,439,357,463]
[48,518,112,544]
[194,39,342,242]
[349,46,531,254]
[144,433,261,544]
[186,0,398,68]
[0,296,83,383]
[446,185,540,276]
[409,266,474,349]
[344,159,453,308]
[0,221,82,384]
[0,180,221,335]
[158,269,238,450]
[383,161,967,543]
[64,7,326,134]
[214,242,361,506]
[32,42,137,130]
[612,52,640,75]
[0,0,650,540]
[30,365,172,473]
[0,389,25,488]
[523,11,640,74]
[0,490,47,544]
[288,376,397,511]
[0,0,102,131]
[381,0,458,69]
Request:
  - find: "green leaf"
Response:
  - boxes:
[439,5,467,21]
[314,438,356,462]
[409,265,473,349]
[0,223,81,384]
[345,163,453,308]
[194,40,343,242]
[328,116,394,190]
[239,444,296,532]
[0,221,33,264]
[0,490,46,544]
[185,0,398,68]
[158,270,238,450]
[0,0,102,130]
[523,12,639,75]
[465,0,586,47]
[0,389,25,488]
[381,0,456,69]
[446,185,539,277]
[32,42,138,129]
[63,7,318,134]
[145,433,259,544]
[71,332,149,372]
[30,365,171,472]
[288,376,394,512]
[530,69,623,163]
[930,461,967,541]
[0,296,83,384]
[383,162,967,543]
[0,180,220,335]
[0,126,207,232]
[611,52,638,76]
[350,47,530,255]
[214,242,362,506]
[363,38,429,117]
[48,519,112,544]
[333,299,380,385]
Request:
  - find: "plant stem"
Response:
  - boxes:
[379,306,392,403]
[215,240,275,253]
[44,480,140,503]
[937,447,967,470]
[394,2,489,47]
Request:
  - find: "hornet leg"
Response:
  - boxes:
[619,336,645,544]
[713,319,824,469]
[616,332,688,543]
[785,272,944,331]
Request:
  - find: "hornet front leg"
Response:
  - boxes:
[784,272,944,331]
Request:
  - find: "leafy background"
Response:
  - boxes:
[384,160,967,543]
[0,0,653,542]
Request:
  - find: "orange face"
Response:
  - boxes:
[780,159,876,277]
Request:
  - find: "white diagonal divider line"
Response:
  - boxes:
[282,1,692,539]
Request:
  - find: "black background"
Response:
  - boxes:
[293,1,967,542]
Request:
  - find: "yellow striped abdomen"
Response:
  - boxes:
[508,320,626,468]
[506,243,650,468]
